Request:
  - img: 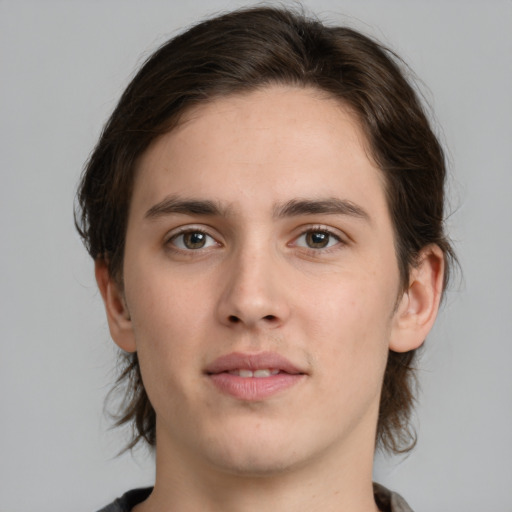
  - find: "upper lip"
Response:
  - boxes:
[204,351,304,375]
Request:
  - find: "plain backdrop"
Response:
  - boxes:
[1,1,511,511]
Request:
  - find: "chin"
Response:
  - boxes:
[208,449,299,477]
[199,423,311,477]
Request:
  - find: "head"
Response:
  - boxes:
[76,6,454,455]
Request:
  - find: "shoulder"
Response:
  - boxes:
[96,487,153,512]
[373,482,414,512]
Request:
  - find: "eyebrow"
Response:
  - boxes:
[274,198,370,222]
[144,195,370,223]
[145,195,231,219]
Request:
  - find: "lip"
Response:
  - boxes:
[204,351,306,401]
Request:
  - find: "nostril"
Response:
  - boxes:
[227,314,276,324]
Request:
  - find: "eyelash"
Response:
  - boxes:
[291,226,346,253]
[164,226,346,254]
[166,228,219,252]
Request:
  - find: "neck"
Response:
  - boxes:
[135,421,380,512]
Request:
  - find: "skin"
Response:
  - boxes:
[96,86,444,512]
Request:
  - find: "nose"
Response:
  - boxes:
[215,246,290,330]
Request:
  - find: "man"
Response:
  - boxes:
[76,6,454,511]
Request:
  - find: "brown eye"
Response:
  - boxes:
[183,232,206,249]
[294,230,341,250]
[171,231,217,250]
[305,231,330,248]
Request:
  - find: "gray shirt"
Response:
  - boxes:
[96,483,413,512]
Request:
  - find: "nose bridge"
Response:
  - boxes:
[217,235,288,328]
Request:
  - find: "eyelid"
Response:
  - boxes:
[165,225,222,251]
[163,223,349,253]
[289,224,348,251]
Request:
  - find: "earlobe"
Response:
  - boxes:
[390,245,445,353]
[94,259,137,353]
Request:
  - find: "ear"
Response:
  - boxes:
[390,245,445,353]
[95,259,137,353]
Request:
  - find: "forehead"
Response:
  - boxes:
[131,85,387,219]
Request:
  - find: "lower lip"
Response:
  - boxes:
[208,373,304,401]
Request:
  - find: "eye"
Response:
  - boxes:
[169,230,218,250]
[294,229,341,249]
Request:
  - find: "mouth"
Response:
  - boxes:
[204,351,306,401]
[226,368,280,378]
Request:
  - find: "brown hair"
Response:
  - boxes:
[76,6,455,453]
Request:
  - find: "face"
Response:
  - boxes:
[102,86,431,476]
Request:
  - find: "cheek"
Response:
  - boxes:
[123,259,213,373]
[303,272,395,379]
[126,251,209,324]
[125,279,208,415]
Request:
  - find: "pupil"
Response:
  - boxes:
[185,232,206,249]
[307,232,328,248]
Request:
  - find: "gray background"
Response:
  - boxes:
[1,1,511,511]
